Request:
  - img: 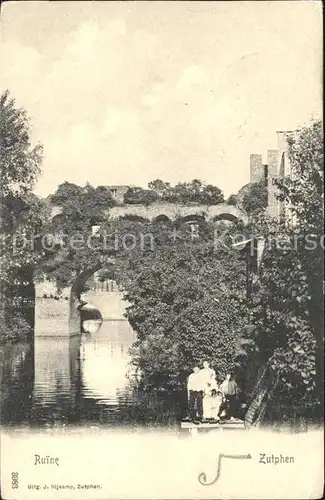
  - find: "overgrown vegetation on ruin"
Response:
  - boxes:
[1,91,323,424]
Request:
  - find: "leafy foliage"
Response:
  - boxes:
[148,180,174,200]
[50,182,116,226]
[45,200,248,388]
[242,181,268,215]
[0,310,32,345]
[109,219,248,388]
[172,179,224,205]
[0,91,45,341]
[242,232,317,399]
[0,90,42,199]
[243,121,323,413]
[123,179,225,205]
[227,194,237,206]
[38,181,121,288]
[123,187,158,206]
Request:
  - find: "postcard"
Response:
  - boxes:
[0,1,323,499]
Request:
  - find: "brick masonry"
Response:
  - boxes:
[250,130,292,220]
[34,282,80,337]
[266,149,279,219]
[250,154,263,184]
[108,201,247,223]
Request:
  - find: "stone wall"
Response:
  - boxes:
[266,149,279,219]
[250,130,294,221]
[250,154,263,184]
[34,282,80,337]
[34,297,73,336]
[50,199,247,223]
[108,202,246,223]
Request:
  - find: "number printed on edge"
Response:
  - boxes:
[11,472,19,489]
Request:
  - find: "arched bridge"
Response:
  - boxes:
[37,202,247,337]
[51,202,247,224]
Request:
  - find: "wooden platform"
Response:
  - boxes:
[181,420,245,435]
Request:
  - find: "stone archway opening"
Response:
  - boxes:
[177,214,206,238]
[180,214,206,224]
[153,214,171,224]
[213,213,239,224]
[211,213,243,234]
[75,261,131,329]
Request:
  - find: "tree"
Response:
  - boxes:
[148,179,173,200]
[123,186,158,206]
[242,121,324,422]
[50,182,116,227]
[0,91,42,199]
[109,218,248,389]
[40,182,116,289]
[0,90,45,343]
[227,194,237,206]
[122,180,225,206]
[49,181,84,205]
[201,184,224,205]
[275,121,324,406]
[242,229,317,392]
[173,179,224,205]
[0,91,44,234]
[45,200,248,388]
[242,181,267,215]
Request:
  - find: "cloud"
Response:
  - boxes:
[141,94,158,108]
[0,2,322,197]
[177,65,209,90]
[108,18,127,37]
[102,108,123,135]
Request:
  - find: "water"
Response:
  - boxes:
[0,321,183,429]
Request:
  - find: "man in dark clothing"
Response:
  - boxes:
[217,373,238,420]
[187,366,204,423]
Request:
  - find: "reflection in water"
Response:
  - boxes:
[0,343,34,425]
[1,320,183,428]
[80,322,135,403]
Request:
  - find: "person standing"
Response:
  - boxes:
[217,373,238,420]
[200,361,216,385]
[187,366,204,423]
[203,374,223,421]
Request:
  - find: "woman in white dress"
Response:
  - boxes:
[203,375,223,421]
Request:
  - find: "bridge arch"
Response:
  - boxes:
[212,213,240,223]
[179,214,206,224]
[153,214,171,223]
[51,212,65,225]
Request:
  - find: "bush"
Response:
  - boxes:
[112,219,247,390]
[0,311,32,344]
[227,194,237,206]
[123,187,158,206]
[242,182,267,214]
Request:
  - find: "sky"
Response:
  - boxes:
[0,1,322,197]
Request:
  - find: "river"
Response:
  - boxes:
[0,320,184,429]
